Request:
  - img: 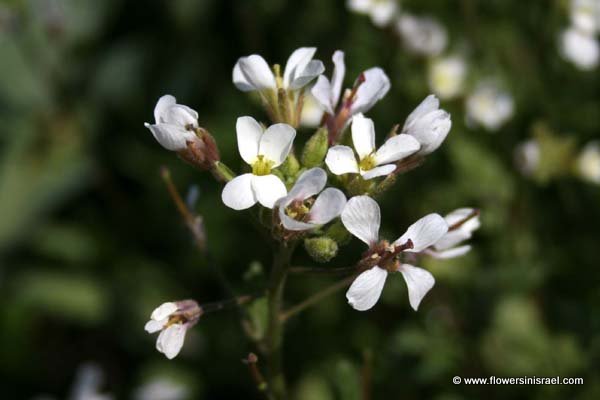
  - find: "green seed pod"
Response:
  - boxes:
[301,128,329,168]
[304,236,339,263]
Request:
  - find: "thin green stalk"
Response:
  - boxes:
[265,242,294,399]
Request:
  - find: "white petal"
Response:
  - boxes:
[395,214,448,252]
[398,264,435,311]
[341,195,380,245]
[308,188,347,224]
[156,324,187,359]
[370,1,398,27]
[325,145,359,175]
[361,164,396,180]
[153,95,176,123]
[374,134,421,165]
[151,302,178,321]
[283,47,316,88]
[145,123,197,151]
[434,230,471,250]
[236,116,263,164]
[144,319,165,334]
[289,60,325,90]
[403,94,440,131]
[426,245,471,259]
[252,174,287,209]
[258,123,296,167]
[221,174,257,210]
[287,167,327,201]
[351,114,376,159]
[346,266,388,311]
[404,108,451,155]
[330,50,346,107]
[233,61,254,91]
[237,55,276,91]
[444,208,476,226]
[162,105,198,127]
[347,0,371,13]
[311,75,334,114]
[350,67,391,114]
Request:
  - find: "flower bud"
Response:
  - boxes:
[301,128,329,167]
[279,152,300,178]
[304,236,339,263]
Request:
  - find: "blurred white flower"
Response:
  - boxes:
[515,139,541,177]
[342,196,448,311]
[427,208,480,259]
[69,363,113,400]
[233,47,324,92]
[428,55,468,100]
[312,50,390,117]
[570,0,600,35]
[559,27,599,70]
[576,141,600,184]
[221,117,295,210]
[402,95,452,155]
[277,168,346,231]
[396,14,447,57]
[144,95,199,151]
[465,82,514,131]
[347,0,399,27]
[145,301,201,359]
[325,114,420,180]
[134,378,189,400]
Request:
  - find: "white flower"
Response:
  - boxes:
[222,117,295,210]
[559,27,600,70]
[134,378,189,400]
[465,81,514,131]
[428,55,467,100]
[233,47,325,92]
[570,0,600,35]
[396,14,448,57]
[325,114,420,180]
[347,0,399,27]
[401,95,452,155]
[311,51,390,117]
[427,208,480,259]
[144,302,188,360]
[576,141,600,184]
[515,139,541,177]
[277,168,347,231]
[144,95,199,151]
[69,363,113,400]
[342,196,448,311]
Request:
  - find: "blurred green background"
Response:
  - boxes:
[1,0,599,399]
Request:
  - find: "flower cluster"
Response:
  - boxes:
[143,46,479,359]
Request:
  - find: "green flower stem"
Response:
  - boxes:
[265,241,295,399]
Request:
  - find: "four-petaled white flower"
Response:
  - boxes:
[144,302,189,360]
[427,208,480,259]
[465,81,514,131]
[222,116,295,210]
[325,114,420,180]
[396,14,448,57]
[144,95,199,151]
[342,196,448,311]
[233,47,325,93]
[312,51,390,118]
[347,0,399,27]
[401,95,452,155]
[277,168,347,231]
[559,27,599,70]
[428,55,468,100]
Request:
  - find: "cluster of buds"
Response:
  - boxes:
[143,46,480,361]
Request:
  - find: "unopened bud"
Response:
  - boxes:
[279,152,300,178]
[325,220,351,245]
[301,128,329,167]
[178,128,220,171]
[304,236,338,263]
